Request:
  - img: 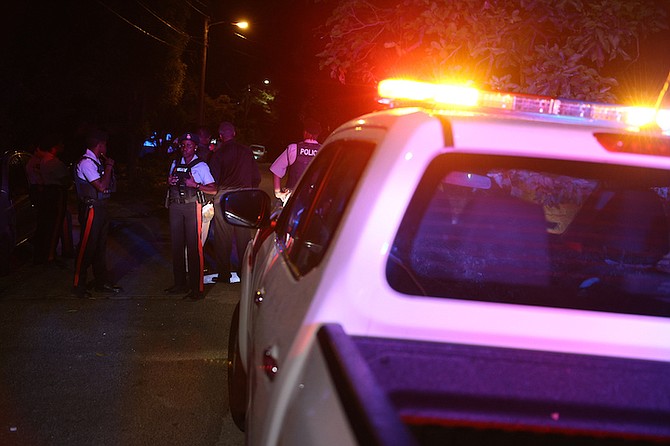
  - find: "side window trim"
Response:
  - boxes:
[274,139,376,279]
[274,144,341,277]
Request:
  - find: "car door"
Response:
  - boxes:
[8,152,37,245]
[0,151,36,274]
[247,139,375,442]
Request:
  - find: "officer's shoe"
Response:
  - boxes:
[164,284,189,295]
[213,273,241,284]
[184,290,204,300]
[95,283,123,293]
[72,287,93,299]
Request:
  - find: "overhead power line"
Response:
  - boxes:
[136,0,189,37]
[95,0,187,49]
[184,0,209,17]
[190,0,208,8]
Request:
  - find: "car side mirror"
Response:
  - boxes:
[222,189,272,228]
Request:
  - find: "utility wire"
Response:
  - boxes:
[95,0,187,49]
[136,0,189,37]
[190,0,209,10]
[184,0,209,17]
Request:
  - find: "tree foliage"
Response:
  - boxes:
[317,0,668,101]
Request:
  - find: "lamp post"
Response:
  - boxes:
[198,18,249,126]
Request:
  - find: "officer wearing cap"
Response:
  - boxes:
[165,132,217,300]
[72,129,122,298]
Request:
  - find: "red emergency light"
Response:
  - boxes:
[378,78,670,134]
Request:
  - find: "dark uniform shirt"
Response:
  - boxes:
[208,140,261,189]
[286,141,320,189]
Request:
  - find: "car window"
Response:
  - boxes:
[8,153,31,200]
[276,140,375,277]
[387,154,670,318]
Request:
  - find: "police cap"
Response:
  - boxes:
[179,132,200,145]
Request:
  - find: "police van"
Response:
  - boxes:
[223,78,670,445]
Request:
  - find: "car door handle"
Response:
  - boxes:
[263,347,278,380]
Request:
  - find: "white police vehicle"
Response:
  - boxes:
[223,79,670,445]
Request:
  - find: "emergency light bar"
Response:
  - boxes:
[378,78,670,133]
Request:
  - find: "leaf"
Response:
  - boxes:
[316,0,668,101]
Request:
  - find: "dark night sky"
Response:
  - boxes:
[203,0,375,139]
[1,0,669,155]
[0,0,376,156]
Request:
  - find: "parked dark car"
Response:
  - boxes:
[0,150,37,274]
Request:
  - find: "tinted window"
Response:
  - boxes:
[387,154,670,318]
[276,140,375,277]
[9,153,30,200]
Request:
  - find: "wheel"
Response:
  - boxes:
[227,302,247,431]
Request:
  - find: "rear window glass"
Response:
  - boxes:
[387,154,670,318]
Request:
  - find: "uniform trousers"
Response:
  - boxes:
[32,185,64,262]
[169,201,204,293]
[73,200,110,292]
[213,189,252,279]
[59,201,75,258]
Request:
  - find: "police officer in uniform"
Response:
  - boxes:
[72,129,121,298]
[165,133,217,300]
[270,117,322,204]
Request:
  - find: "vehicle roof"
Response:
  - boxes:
[330,106,670,170]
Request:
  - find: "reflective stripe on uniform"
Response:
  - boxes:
[73,206,95,288]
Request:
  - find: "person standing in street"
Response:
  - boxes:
[26,141,47,263]
[209,121,260,284]
[26,142,44,208]
[72,129,122,298]
[194,125,215,248]
[36,133,72,263]
[269,117,321,204]
[165,132,217,300]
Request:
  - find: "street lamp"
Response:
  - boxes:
[198,18,249,126]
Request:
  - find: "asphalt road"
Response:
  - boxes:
[0,159,273,446]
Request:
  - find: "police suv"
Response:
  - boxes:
[223,79,670,445]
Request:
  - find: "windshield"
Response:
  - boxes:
[387,154,670,318]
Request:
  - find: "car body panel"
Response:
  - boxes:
[231,105,670,444]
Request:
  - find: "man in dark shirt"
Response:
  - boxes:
[209,121,260,283]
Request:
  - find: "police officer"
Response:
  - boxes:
[269,117,322,204]
[165,133,217,300]
[72,129,121,298]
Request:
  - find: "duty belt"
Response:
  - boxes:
[169,197,198,204]
[80,197,108,206]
